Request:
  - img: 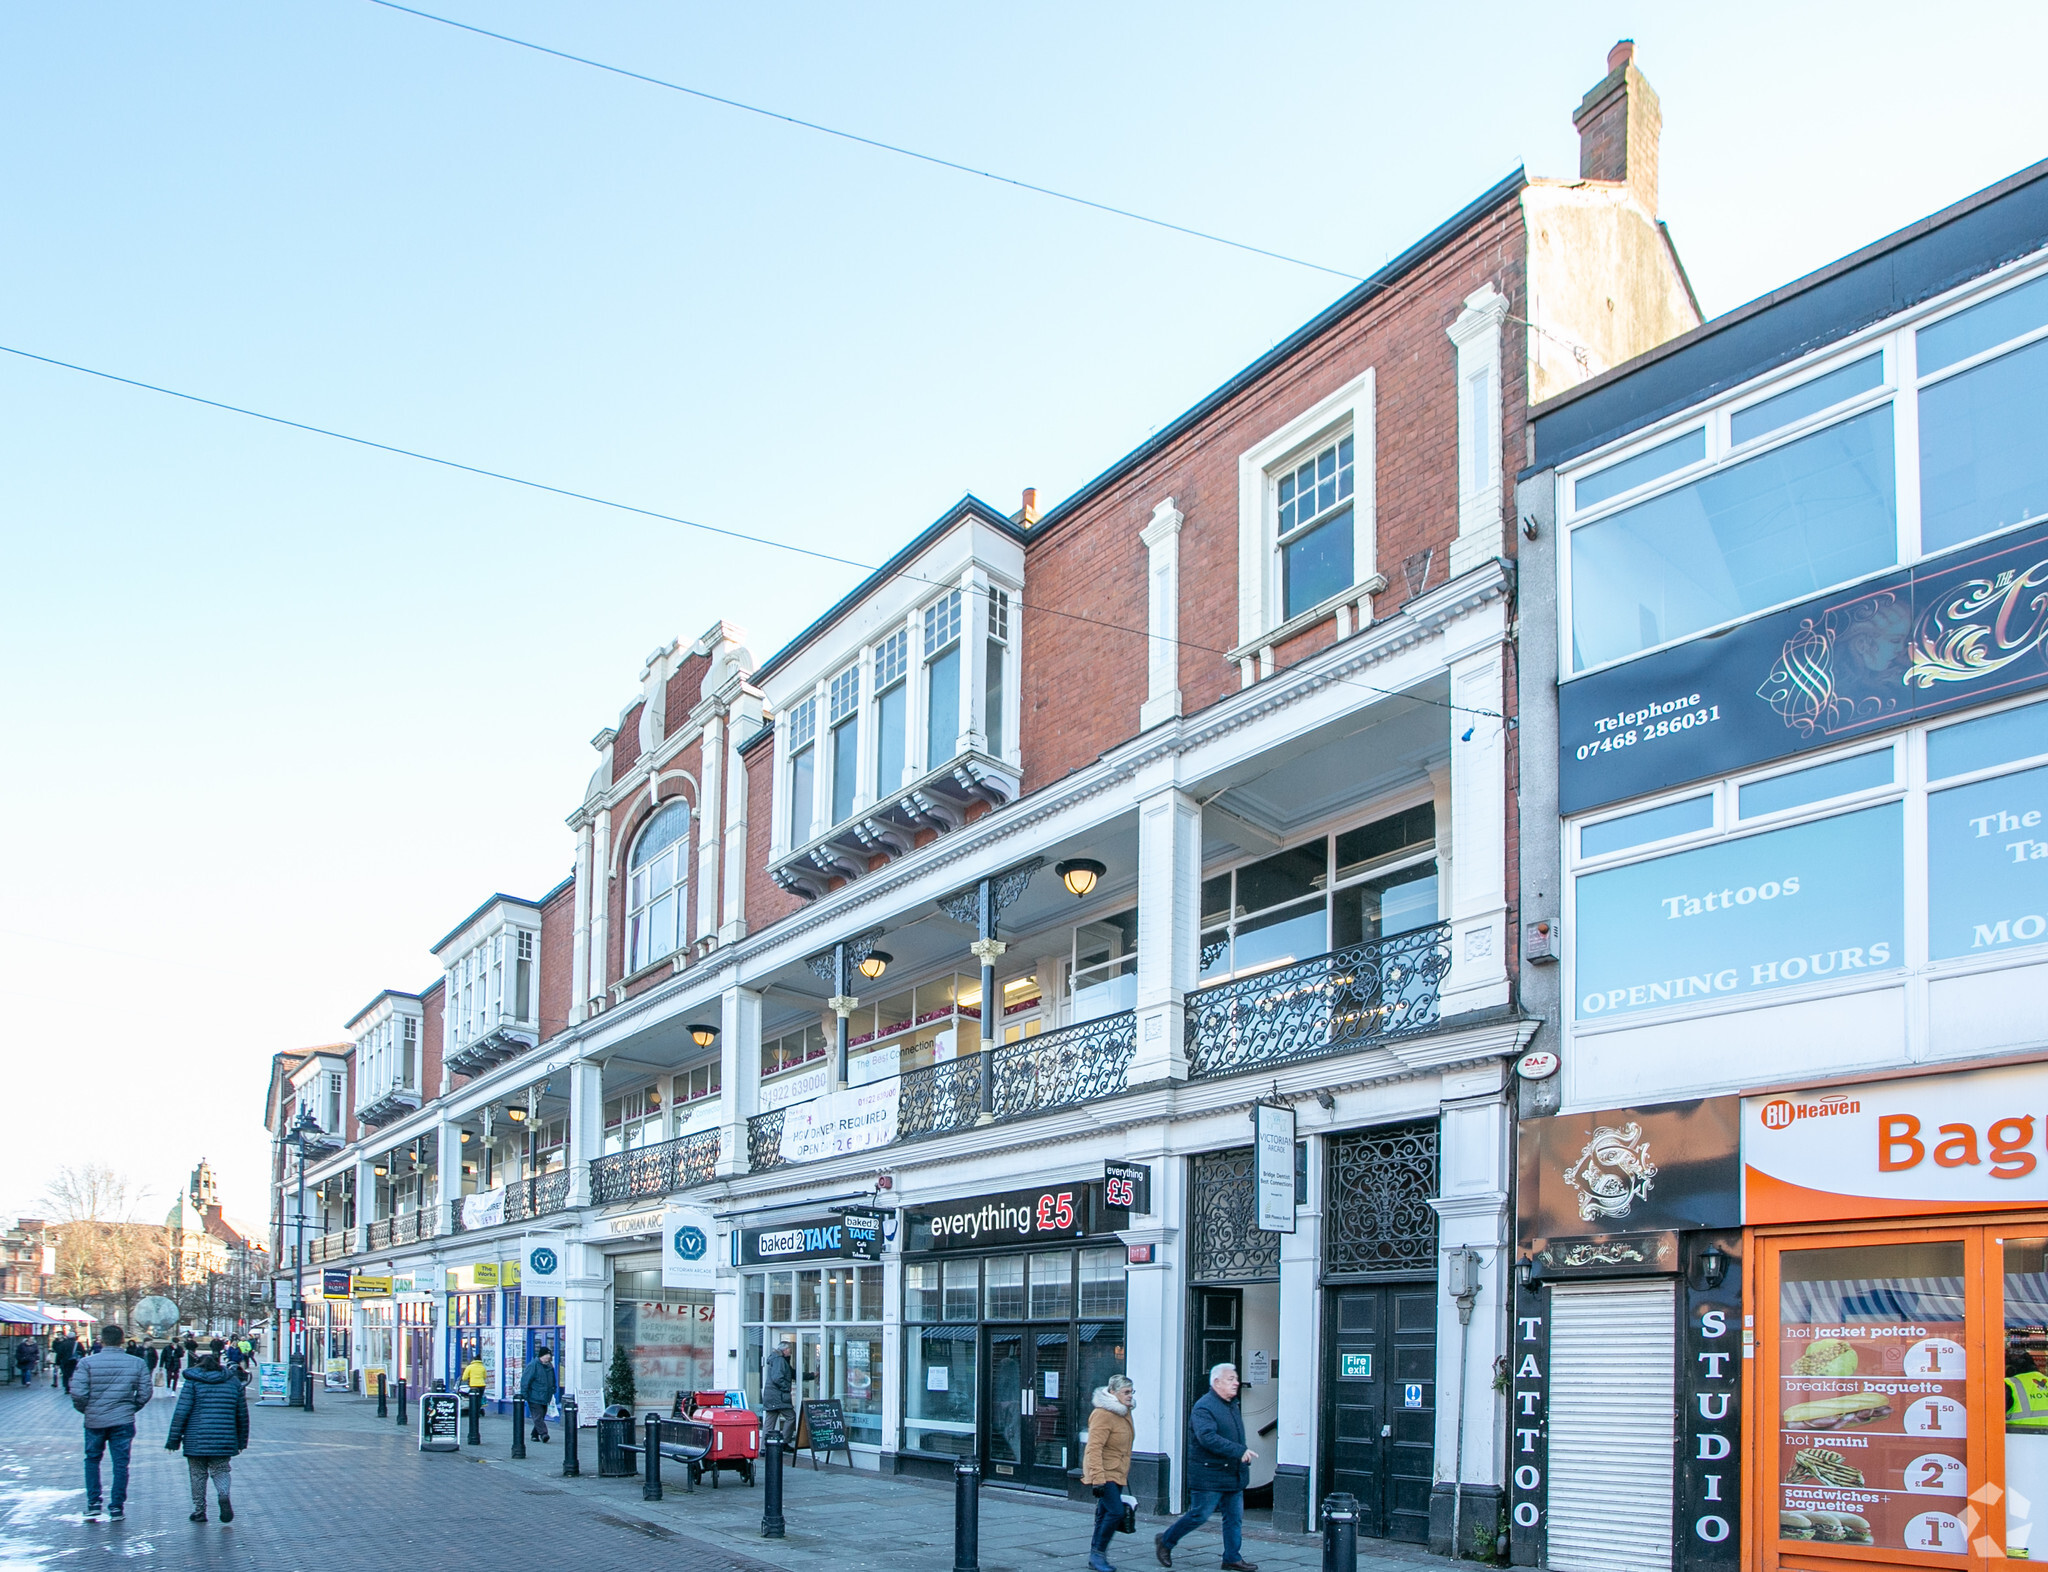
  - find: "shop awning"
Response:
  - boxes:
[0,1303,68,1328]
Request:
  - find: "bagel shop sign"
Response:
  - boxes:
[1742,1057,2048,1223]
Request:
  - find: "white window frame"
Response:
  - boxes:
[921,587,965,771]
[1556,250,2048,684]
[626,801,691,973]
[1236,369,1379,651]
[780,693,820,855]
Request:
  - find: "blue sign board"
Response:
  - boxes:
[1560,518,2048,814]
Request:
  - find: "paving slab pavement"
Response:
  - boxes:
[0,1379,1444,1572]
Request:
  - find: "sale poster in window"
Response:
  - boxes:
[1778,1319,1971,1555]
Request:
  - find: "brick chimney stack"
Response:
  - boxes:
[1018,487,1040,526]
[1573,39,1662,214]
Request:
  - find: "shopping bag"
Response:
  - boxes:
[1118,1495,1138,1534]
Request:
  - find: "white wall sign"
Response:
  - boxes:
[521,1242,564,1287]
[1255,1103,1297,1233]
[758,1064,832,1112]
[775,1080,900,1166]
[605,1210,664,1236]
[461,1188,506,1231]
[661,1205,717,1289]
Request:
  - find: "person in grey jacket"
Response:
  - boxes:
[519,1346,559,1442]
[164,1354,248,1523]
[71,1324,152,1520]
[760,1335,797,1443]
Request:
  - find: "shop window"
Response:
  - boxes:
[1730,352,1885,448]
[1028,1252,1073,1320]
[763,1022,828,1079]
[1079,1247,1127,1317]
[671,1060,721,1110]
[984,1256,1025,1319]
[1071,912,1137,1022]
[612,1263,713,1410]
[1921,290,2048,553]
[1573,427,1705,512]
[1927,696,2048,781]
[1737,748,1894,820]
[905,1324,977,1456]
[602,1084,664,1155]
[1580,793,1715,859]
[742,1264,883,1447]
[999,974,1044,1042]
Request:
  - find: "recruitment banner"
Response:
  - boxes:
[773,1080,899,1165]
[462,1188,506,1231]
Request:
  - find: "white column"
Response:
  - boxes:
[696,713,724,950]
[960,566,991,757]
[1131,786,1200,1084]
[852,643,878,815]
[435,1120,462,1231]
[1440,645,1509,1015]
[355,1155,378,1253]
[1140,499,1185,730]
[879,1248,903,1468]
[566,1060,604,1208]
[1446,284,1509,581]
[570,822,593,1026]
[720,695,759,944]
[589,809,613,1004]
[1273,1138,1323,1530]
[1428,1067,1512,1552]
[714,986,762,1179]
[563,1239,607,1422]
[1118,1143,1184,1513]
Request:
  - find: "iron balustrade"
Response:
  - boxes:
[747,1010,1138,1171]
[366,1218,395,1250]
[391,1209,435,1244]
[1184,922,1452,1080]
[307,1232,352,1265]
[588,1128,721,1204]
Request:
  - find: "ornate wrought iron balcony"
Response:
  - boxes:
[588,1129,721,1205]
[366,1217,395,1250]
[306,1231,352,1265]
[1184,922,1452,1080]
[748,1010,1138,1172]
[390,1208,436,1245]
[446,1170,573,1233]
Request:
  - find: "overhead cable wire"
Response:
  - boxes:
[360,0,1366,284]
[0,341,1500,719]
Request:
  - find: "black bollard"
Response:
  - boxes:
[512,1396,527,1459]
[377,1372,388,1419]
[466,1388,482,1447]
[561,1394,580,1476]
[395,1377,408,1427]
[1320,1493,1359,1572]
[643,1413,664,1501]
[953,1459,981,1572]
[760,1434,786,1538]
[304,1361,315,1412]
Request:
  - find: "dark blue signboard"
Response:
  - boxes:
[1560,519,2048,813]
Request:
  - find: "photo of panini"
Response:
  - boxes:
[1787,1446,1865,1487]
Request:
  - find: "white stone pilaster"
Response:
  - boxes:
[1132,786,1200,1084]
[355,1154,378,1253]
[1440,644,1508,1015]
[720,693,759,944]
[1427,1068,1512,1514]
[1275,1137,1322,1481]
[1116,1143,1183,1510]
[714,985,762,1178]
[960,566,992,757]
[1447,285,1509,580]
[435,1119,463,1229]
[562,1239,608,1422]
[589,809,612,1003]
[570,822,592,1025]
[1140,499,1184,730]
[566,1060,604,1208]
[696,712,724,949]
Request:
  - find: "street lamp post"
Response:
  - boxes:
[288,1107,321,1406]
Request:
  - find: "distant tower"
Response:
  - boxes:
[189,1159,220,1212]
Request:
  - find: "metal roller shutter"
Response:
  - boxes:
[1546,1279,1675,1572]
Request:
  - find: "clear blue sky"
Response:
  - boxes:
[4,1,2043,1229]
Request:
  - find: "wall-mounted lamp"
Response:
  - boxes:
[372,1163,387,1178]
[1056,859,1106,899]
[460,1130,472,1144]
[1698,1245,1728,1291]
[1514,1257,1545,1291]
[687,1021,722,1048]
[856,951,892,982]
[505,1104,526,1123]
[1314,1089,1336,1111]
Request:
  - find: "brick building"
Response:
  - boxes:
[269,44,1693,1553]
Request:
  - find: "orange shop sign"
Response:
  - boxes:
[1742,1059,2048,1223]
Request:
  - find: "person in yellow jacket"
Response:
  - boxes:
[2009,1344,2048,1429]
[1082,1376,1137,1572]
[461,1355,489,1411]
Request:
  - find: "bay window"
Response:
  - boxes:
[829,664,860,825]
[985,588,1009,756]
[925,590,962,767]
[874,629,908,798]
[787,696,817,847]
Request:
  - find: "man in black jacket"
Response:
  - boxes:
[760,1336,797,1444]
[520,1346,559,1442]
[1154,1364,1258,1572]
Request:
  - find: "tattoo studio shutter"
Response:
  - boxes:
[1546,1280,1675,1572]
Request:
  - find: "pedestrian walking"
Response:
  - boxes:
[760,1335,797,1443]
[1082,1376,1138,1572]
[162,1340,184,1392]
[164,1352,247,1524]
[142,1343,161,1384]
[520,1345,558,1442]
[71,1324,152,1521]
[53,1331,82,1394]
[14,1336,39,1386]
[1154,1364,1258,1572]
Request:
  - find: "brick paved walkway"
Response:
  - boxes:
[0,1380,1440,1572]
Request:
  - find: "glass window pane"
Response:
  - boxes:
[1928,701,2048,780]
[1926,761,2048,960]
[744,1274,764,1324]
[796,1269,822,1322]
[1573,427,1706,511]
[1919,334,2048,552]
[986,639,1005,755]
[1282,505,1353,620]
[832,718,860,823]
[858,1265,883,1323]
[1074,912,1138,972]
[1332,866,1438,948]
[1579,795,1715,859]
[769,1272,793,1324]
[789,747,815,844]
[1335,804,1436,879]
[984,1255,1025,1319]
[1028,1252,1074,1320]
[1201,875,1232,926]
[875,681,907,796]
[927,645,961,766]
[1730,354,1885,447]
[905,1262,939,1324]
[833,1326,883,1445]
[1236,843,1328,914]
[1777,1240,1969,1557]
[1738,750,1895,819]
[943,1260,978,1322]
[1079,1248,1127,1317]
[1570,407,1897,671]
[904,1327,977,1456]
[1230,898,1327,976]
[1574,801,1904,1021]
[1918,272,2048,374]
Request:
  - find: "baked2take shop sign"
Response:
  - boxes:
[1744,1058,2048,1223]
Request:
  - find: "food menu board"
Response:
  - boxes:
[1779,1319,1971,1555]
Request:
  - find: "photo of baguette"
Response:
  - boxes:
[1782,1393,1893,1430]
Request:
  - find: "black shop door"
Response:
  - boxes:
[1321,1284,1435,1543]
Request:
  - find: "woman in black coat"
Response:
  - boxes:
[164,1354,249,1524]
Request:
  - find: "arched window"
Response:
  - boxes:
[627,801,690,971]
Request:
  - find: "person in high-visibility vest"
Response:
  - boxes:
[2006,1344,2048,1429]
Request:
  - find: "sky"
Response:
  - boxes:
[4,1,2046,1233]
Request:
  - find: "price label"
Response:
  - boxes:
[1902,1453,1968,1496]
[1902,1338,1966,1377]
[1904,1396,1967,1437]
[1904,1512,1967,1553]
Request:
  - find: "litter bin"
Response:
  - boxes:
[598,1404,636,1478]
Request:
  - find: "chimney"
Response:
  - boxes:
[1573,39,1661,214]
[1018,487,1040,526]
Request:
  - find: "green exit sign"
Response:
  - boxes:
[1340,1353,1372,1379]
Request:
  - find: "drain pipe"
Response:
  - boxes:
[1447,1249,1483,1561]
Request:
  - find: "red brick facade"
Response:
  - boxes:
[537,882,575,1043]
